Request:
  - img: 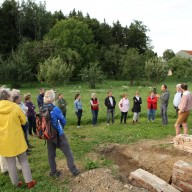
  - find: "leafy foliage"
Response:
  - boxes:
[4,49,31,88]
[167,57,192,78]
[45,18,97,77]
[37,56,74,86]
[163,49,175,62]
[103,45,126,78]
[79,61,105,88]
[121,48,144,85]
[145,57,169,85]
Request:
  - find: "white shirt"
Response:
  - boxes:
[173,91,182,107]
[109,97,113,106]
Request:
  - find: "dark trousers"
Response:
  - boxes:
[22,123,29,146]
[76,110,82,126]
[107,109,115,124]
[120,112,127,123]
[91,110,98,125]
[28,115,36,135]
[47,134,77,174]
[63,112,66,118]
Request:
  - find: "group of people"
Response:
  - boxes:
[72,84,192,137]
[0,88,80,189]
[0,83,191,189]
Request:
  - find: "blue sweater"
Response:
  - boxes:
[42,103,66,136]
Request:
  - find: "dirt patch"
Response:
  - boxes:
[71,168,148,192]
[98,136,192,183]
[58,137,192,191]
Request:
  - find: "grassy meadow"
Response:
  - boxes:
[1,76,192,191]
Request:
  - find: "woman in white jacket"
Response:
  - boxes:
[119,94,130,124]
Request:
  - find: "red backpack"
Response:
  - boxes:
[36,105,58,141]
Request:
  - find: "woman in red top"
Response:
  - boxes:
[90,93,99,126]
[147,91,158,122]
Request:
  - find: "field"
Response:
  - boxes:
[0,77,192,191]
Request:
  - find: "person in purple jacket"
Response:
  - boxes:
[42,90,80,177]
[24,93,37,136]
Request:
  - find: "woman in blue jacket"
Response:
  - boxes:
[42,90,80,177]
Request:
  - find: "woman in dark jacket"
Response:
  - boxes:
[131,91,142,124]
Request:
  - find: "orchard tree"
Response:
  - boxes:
[37,56,74,87]
[145,57,169,85]
[163,49,175,61]
[79,61,105,88]
[167,57,192,78]
[45,18,97,77]
[121,48,143,86]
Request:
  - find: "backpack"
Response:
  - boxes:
[36,105,58,141]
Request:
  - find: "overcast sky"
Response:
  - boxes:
[1,0,192,56]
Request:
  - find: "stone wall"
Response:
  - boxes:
[129,168,179,192]
[172,160,192,192]
[173,134,192,153]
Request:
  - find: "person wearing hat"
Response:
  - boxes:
[90,93,99,126]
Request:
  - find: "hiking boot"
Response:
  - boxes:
[72,169,80,176]
[27,180,36,189]
[49,171,61,177]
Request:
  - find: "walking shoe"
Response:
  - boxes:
[17,181,22,188]
[27,180,36,189]
[49,171,61,177]
[72,169,80,176]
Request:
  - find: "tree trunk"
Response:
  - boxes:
[90,82,96,89]
[130,80,134,86]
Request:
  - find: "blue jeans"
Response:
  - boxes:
[161,105,168,125]
[91,110,98,125]
[107,109,115,124]
[148,109,156,121]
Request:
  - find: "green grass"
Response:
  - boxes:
[1,77,192,191]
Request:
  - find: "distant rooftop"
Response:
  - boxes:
[181,50,192,55]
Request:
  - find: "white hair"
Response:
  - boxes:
[44,90,55,103]
[176,84,181,88]
[0,88,11,101]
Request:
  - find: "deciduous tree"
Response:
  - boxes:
[121,48,143,86]
[145,57,168,85]
[37,56,74,87]
[79,61,105,88]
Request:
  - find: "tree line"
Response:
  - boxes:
[0,0,191,88]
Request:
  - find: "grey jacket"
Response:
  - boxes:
[160,90,170,105]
